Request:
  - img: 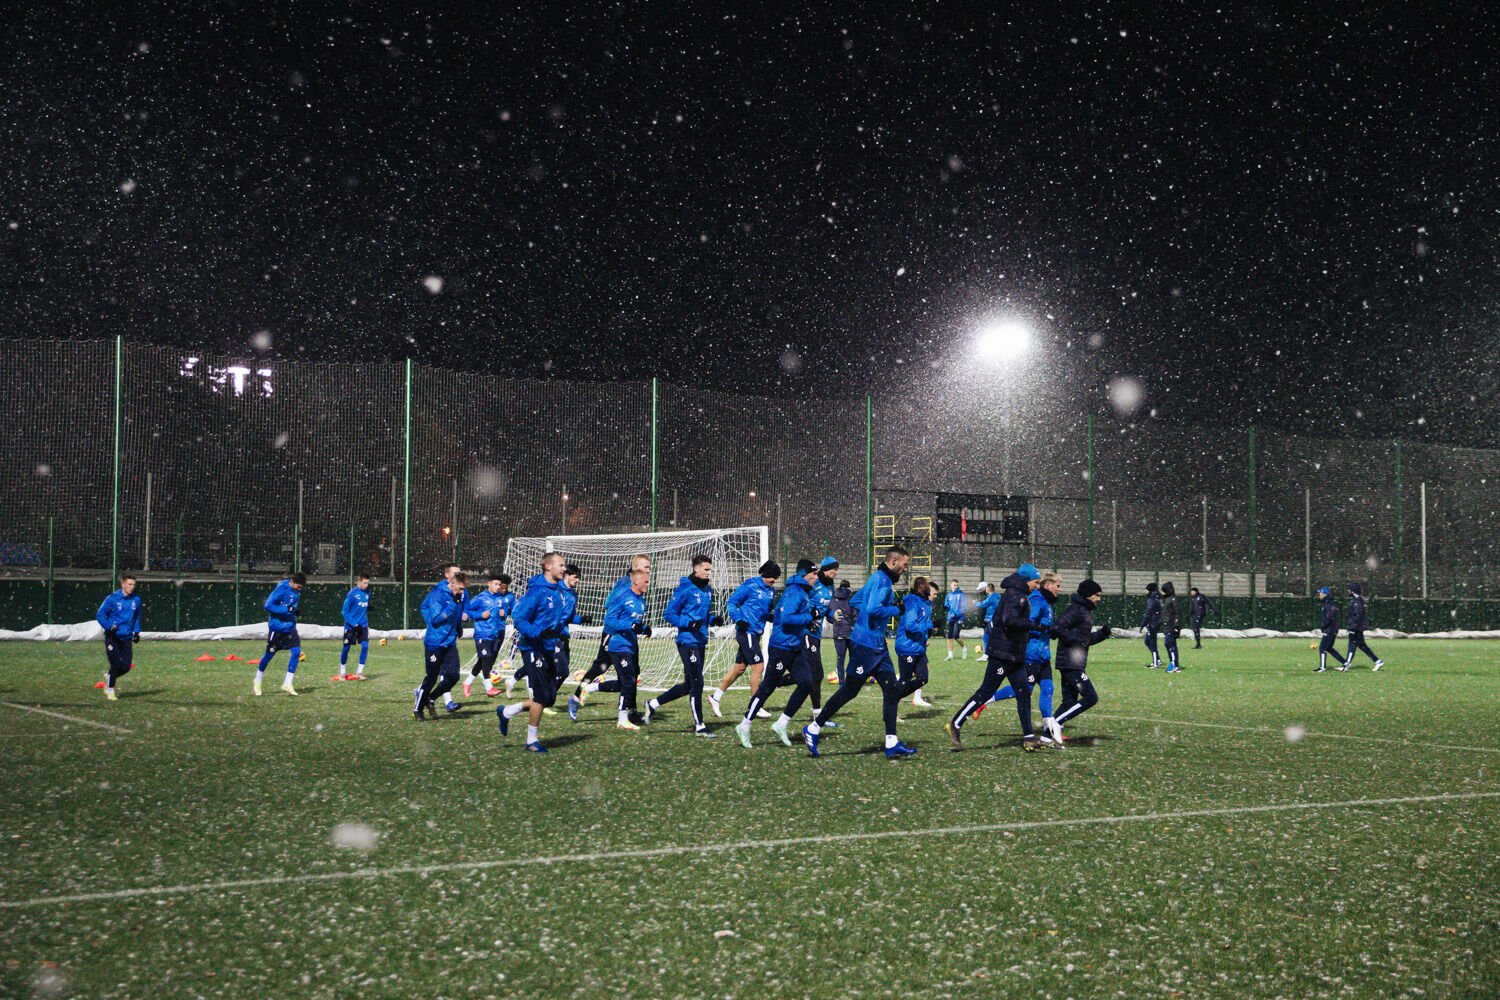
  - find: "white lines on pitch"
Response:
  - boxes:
[1092,713,1500,754]
[0,702,132,735]
[3,789,1496,909]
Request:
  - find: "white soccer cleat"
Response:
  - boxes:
[281,681,298,696]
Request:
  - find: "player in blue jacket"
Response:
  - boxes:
[708,561,781,718]
[414,572,468,718]
[495,554,570,752]
[254,573,305,697]
[338,575,372,680]
[895,577,936,708]
[583,566,652,730]
[943,580,967,660]
[803,546,917,759]
[463,573,514,698]
[976,584,1000,655]
[644,554,720,736]
[737,559,821,748]
[977,572,1062,744]
[95,573,142,701]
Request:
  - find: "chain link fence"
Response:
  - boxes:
[2,337,1496,632]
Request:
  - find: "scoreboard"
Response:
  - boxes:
[934,493,1030,544]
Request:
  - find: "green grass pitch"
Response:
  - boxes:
[1,635,1497,999]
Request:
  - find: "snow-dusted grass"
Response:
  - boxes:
[1,638,1496,999]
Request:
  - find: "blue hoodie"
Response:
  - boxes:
[1025,589,1055,664]
[664,575,715,647]
[726,576,776,629]
[894,592,934,655]
[264,580,301,633]
[466,589,514,641]
[604,584,648,655]
[96,588,142,635]
[769,577,815,649]
[943,588,966,621]
[420,582,465,648]
[850,565,902,650]
[513,574,567,652]
[341,586,370,628]
[978,591,1000,624]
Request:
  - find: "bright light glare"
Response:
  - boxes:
[974,320,1032,362]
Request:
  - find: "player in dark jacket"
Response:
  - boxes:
[1050,580,1113,735]
[1188,587,1214,648]
[946,564,1044,752]
[1341,582,1385,671]
[1314,586,1342,673]
[1140,582,1162,668]
[1160,581,1183,673]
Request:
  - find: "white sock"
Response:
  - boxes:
[526,725,538,743]
[884,734,898,749]
[502,702,526,719]
[806,721,821,735]
[255,670,265,683]
[775,713,792,728]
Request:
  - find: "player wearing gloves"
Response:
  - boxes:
[95,574,143,701]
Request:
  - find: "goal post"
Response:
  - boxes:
[492,526,770,691]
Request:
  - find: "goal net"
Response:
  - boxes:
[492,526,769,691]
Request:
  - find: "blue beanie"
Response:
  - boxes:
[1017,563,1041,582]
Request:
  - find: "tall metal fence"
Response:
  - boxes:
[2,337,1498,632]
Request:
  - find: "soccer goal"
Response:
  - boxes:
[493,526,770,691]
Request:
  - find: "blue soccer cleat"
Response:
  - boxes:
[524,741,548,754]
[496,706,510,736]
[884,741,918,758]
[802,725,820,758]
[567,695,580,721]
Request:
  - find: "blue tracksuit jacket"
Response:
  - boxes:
[264,580,300,633]
[664,576,714,647]
[894,593,933,655]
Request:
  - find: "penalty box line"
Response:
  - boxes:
[0,702,132,735]
[1092,713,1500,755]
[3,789,1497,910]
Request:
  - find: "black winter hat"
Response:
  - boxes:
[759,561,782,579]
[1077,580,1103,598]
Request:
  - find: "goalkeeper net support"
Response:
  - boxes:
[493,526,770,691]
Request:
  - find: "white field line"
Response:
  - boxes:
[1092,713,1500,755]
[0,702,131,735]
[3,790,1495,910]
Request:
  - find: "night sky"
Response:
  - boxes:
[3,3,1497,445]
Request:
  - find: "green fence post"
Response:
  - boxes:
[402,358,412,630]
[234,522,241,627]
[1394,438,1403,631]
[1086,413,1095,579]
[1248,425,1257,629]
[174,518,183,632]
[650,376,659,533]
[111,334,123,582]
[865,394,873,571]
[46,516,54,625]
